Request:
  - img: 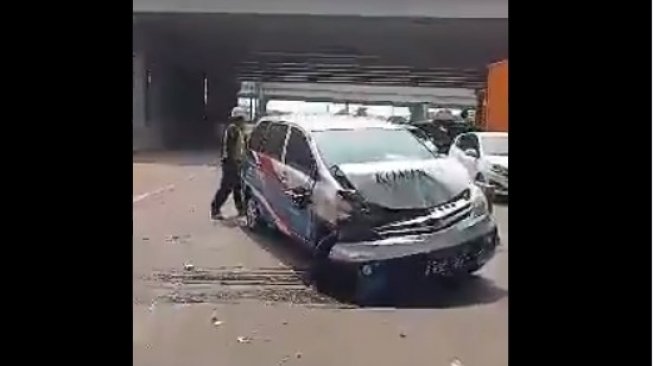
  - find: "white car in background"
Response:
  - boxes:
[449,132,508,196]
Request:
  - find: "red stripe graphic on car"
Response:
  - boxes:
[257,153,289,189]
[251,152,292,231]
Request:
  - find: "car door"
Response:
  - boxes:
[451,133,481,178]
[279,127,317,243]
[257,122,293,235]
[242,120,270,201]
[449,134,465,161]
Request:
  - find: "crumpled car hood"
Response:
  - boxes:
[337,159,471,210]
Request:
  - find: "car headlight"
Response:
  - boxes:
[470,185,489,218]
[491,164,508,176]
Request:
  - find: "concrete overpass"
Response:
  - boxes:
[239,83,477,107]
[133,0,507,150]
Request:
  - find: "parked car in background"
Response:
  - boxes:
[242,115,500,300]
[449,132,508,196]
[386,116,408,124]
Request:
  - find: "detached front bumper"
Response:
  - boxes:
[328,215,499,283]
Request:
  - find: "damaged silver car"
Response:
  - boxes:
[242,115,500,294]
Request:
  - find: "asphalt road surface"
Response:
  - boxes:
[133,151,508,366]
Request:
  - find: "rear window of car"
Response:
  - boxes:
[261,123,288,161]
[481,135,508,156]
[312,127,435,166]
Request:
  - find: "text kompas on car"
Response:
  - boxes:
[241,115,500,293]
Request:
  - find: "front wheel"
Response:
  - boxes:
[244,195,263,231]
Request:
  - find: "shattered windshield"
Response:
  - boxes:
[481,135,508,156]
[313,128,436,166]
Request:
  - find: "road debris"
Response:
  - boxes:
[142,236,150,241]
[450,358,463,366]
[282,321,288,325]
[278,355,290,365]
[236,336,252,344]
[210,310,223,326]
[184,263,195,271]
[295,352,303,359]
[166,235,180,242]
[399,332,407,338]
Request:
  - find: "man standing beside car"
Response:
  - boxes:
[210,107,247,220]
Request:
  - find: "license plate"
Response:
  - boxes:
[424,258,448,276]
[424,257,464,276]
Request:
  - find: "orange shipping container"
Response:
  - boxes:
[485,60,508,132]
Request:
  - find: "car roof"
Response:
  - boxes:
[474,131,508,138]
[259,114,404,133]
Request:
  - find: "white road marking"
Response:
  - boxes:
[133,184,176,203]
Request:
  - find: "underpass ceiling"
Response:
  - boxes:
[134,13,507,87]
[133,0,508,18]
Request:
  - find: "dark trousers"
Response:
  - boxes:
[211,161,244,214]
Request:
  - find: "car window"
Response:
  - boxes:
[284,128,316,174]
[480,135,508,156]
[407,127,439,153]
[249,121,270,152]
[456,133,479,151]
[313,127,435,166]
[262,123,289,161]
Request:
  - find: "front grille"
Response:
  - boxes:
[373,203,472,238]
[339,189,473,241]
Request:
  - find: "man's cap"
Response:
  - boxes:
[231,106,248,121]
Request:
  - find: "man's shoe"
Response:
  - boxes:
[210,211,225,221]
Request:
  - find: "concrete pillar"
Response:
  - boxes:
[256,83,268,119]
[133,53,145,127]
[206,74,241,150]
[152,65,208,149]
[409,103,428,122]
[258,97,268,118]
[133,52,162,151]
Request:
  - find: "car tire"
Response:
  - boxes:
[244,195,263,231]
